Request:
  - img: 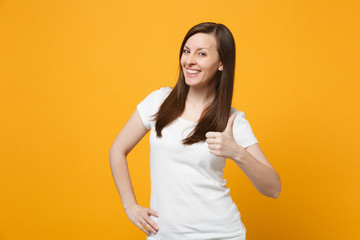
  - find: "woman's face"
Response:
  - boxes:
[180,33,223,89]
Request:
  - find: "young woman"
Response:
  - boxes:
[109,22,281,240]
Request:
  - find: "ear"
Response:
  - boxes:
[218,62,223,71]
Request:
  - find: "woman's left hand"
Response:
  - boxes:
[205,114,244,160]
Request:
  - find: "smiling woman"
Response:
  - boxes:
[181,33,223,88]
[154,23,236,145]
[109,22,281,240]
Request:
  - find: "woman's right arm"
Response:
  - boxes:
[109,109,159,236]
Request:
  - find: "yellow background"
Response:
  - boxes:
[1,0,359,239]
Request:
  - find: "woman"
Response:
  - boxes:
[109,22,281,239]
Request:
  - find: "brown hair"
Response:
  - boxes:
[154,22,236,145]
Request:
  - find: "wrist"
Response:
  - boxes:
[232,144,246,163]
[123,201,138,212]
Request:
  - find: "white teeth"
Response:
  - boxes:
[187,69,200,74]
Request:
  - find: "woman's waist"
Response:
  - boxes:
[147,205,244,240]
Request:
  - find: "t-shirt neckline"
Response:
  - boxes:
[178,117,198,125]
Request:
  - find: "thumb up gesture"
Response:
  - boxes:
[205,114,243,160]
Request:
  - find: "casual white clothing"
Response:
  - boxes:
[136,87,258,240]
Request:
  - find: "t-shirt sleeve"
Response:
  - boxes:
[136,87,172,130]
[231,109,258,148]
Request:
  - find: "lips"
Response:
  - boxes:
[187,68,200,74]
[185,68,201,77]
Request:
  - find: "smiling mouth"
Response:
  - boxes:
[186,69,201,74]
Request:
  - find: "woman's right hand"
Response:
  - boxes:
[124,203,159,236]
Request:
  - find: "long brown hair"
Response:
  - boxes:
[154,22,236,145]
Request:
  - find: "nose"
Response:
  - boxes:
[185,52,196,66]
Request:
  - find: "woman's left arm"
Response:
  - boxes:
[206,115,281,199]
[233,143,281,199]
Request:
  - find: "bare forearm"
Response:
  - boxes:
[109,149,137,210]
[233,147,281,198]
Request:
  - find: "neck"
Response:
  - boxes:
[186,83,216,107]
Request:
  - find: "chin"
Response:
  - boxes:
[184,80,200,87]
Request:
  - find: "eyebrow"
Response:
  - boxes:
[184,45,209,51]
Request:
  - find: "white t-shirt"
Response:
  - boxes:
[137,87,258,240]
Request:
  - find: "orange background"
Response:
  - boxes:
[1,0,359,239]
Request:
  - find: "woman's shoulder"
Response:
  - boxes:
[230,107,252,126]
[138,86,172,106]
[157,86,172,96]
[230,107,245,117]
[230,107,258,147]
[136,87,173,129]
[146,86,172,99]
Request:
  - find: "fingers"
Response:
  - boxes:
[139,216,157,235]
[205,131,220,138]
[137,221,152,236]
[128,205,159,236]
[148,208,159,218]
[205,133,226,158]
[207,143,220,151]
[145,209,159,232]
[224,114,236,133]
[206,133,221,153]
[209,149,221,157]
[206,138,219,144]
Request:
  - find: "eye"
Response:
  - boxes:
[183,49,190,54]
[199,52,207,56]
